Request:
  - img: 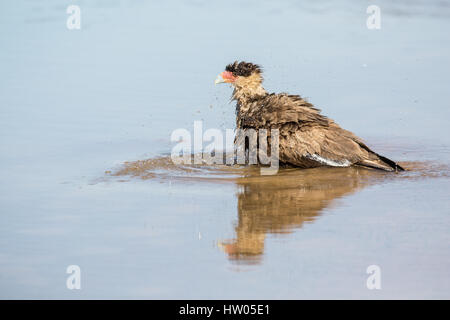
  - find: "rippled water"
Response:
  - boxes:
[1,0,450,299]
[109,155,449,264]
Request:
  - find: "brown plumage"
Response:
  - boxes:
[217,61,404,172]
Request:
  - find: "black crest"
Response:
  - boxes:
[225,61,262,77]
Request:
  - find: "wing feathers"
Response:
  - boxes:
[237,93,403,171]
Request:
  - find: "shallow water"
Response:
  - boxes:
[110,156,448,265]
[1,0,450,299]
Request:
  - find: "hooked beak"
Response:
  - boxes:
[214,71,236,85]
[214,73,225,85]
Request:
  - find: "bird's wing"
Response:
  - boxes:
[239,94,383,167]
[279,124,399,170]
[240,94,330,129]
[238,93,402,171]
[290,126,369,164]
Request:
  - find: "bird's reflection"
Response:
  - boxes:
[219,166,390,264]
[110,155,405,264]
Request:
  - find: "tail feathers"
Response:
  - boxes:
[354,141,405,172]
[377,154,405,172]
[358,156,404,172]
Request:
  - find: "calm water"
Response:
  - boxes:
[0,0,449,299]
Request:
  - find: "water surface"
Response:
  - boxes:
[0,0,450,299]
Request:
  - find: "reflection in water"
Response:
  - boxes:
[109,156,447,264]
[219,167,388,264]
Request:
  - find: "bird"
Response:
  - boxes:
[215,61,404,172]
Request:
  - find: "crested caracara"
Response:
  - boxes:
[215,61,404,172]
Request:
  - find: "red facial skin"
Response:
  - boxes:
[221,71,237,83]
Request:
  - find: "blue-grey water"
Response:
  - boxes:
[0,0,449,299]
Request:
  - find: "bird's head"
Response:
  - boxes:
[215,61,263,87]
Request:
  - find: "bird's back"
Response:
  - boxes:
[237,93,403,171]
